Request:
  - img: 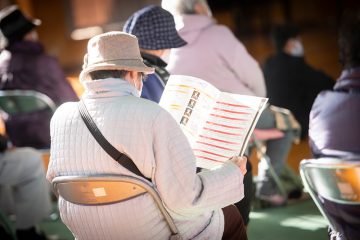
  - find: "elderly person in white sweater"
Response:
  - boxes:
[46,31,248,240]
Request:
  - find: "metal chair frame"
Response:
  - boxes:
[251,136,288,198]
[52,174,181,240]
[300,157,360,235]
[0,89,56,115]
[0,209,16,240]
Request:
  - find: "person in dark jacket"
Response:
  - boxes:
[123,5,187,103]
[309,12,360,159]
[263,24,334,139]
[0,5,78,148]
[309,9,360,240]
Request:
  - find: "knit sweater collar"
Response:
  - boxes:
[82,78,140,99]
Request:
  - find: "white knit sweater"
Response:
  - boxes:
[47,78,244,240]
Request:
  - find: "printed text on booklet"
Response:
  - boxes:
[159,75,268,169]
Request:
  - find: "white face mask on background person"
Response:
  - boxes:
[288,39,304,57]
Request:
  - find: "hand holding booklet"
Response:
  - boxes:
[159,75,268,170]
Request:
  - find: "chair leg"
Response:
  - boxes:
[0,209,16,240]
[254,140,288,199]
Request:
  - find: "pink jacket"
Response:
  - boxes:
[167,15,266,97]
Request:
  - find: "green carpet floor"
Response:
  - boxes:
[248,200,328,240]
[39,199,328,240]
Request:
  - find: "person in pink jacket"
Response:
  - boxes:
[162,0,296,218]
[162,1,265,97]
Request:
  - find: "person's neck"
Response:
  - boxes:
[140,49,164,57]
[283,45,292,55]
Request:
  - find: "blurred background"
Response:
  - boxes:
[2,0,359,83]
[1,1,359,239]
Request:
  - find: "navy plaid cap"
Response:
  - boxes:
[123,5,186,50]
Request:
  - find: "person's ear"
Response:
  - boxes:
[128,71,137,80]
[123,71,135,83]
[194,2,203,14]
[194,2,211,16]
[24,30,38,42]
[284,38,295,53]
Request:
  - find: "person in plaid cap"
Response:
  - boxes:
[123,5,187,103]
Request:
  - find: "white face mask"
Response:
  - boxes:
[132,74,142,97]
[289,40,304,57]
[134,87,142,97]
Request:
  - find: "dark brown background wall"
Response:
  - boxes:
[5,0,360,80]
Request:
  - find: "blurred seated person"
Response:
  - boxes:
[0,5,78,149]
[162,0,296,209]
[47,31,248,240]
[123,5,187,103]
[309,11,360,159]
[0,112,52,240]
[263,24,334,139]
[309,9,360,240]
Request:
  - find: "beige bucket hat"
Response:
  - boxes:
[80,31,154,81]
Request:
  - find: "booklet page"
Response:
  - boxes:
[194,92,268,169]
[159,75,268,169]
[159,75,220,146]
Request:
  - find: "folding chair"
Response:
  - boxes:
[250,105,303,206]
[52,174,181,240]
[0,89,56,149]
[251,129,288,198]
[0,209,16,240]
[0,90,59,222]
[0,89,56,115]
[300,157,360,240]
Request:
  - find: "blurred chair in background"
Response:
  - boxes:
[0,208,16,240]
[0,5,78,149]
[0,90,56,115]
[300,157,360,240]
[0,112,52,240]
[250,106,304,208]
[0,89,56,149]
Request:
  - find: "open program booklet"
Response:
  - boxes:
[159,75,268,170]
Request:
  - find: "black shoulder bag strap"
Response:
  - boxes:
[78,100,150,181]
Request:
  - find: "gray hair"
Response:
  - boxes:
[89,70,129,80]
[161,0,209,15]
